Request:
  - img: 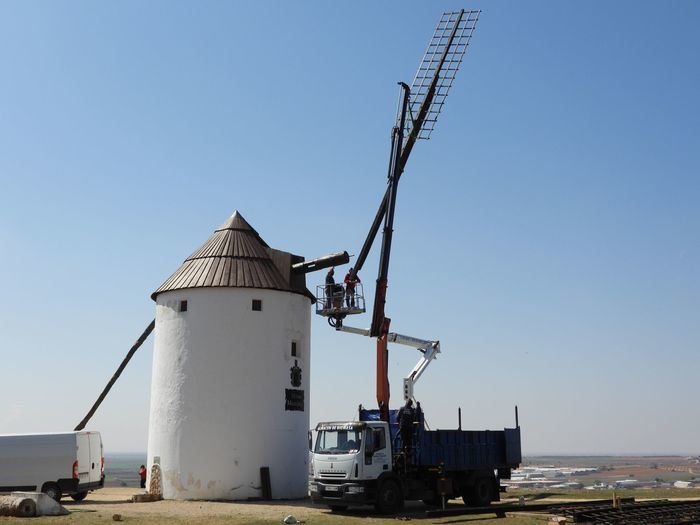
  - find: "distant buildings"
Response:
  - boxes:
[503,464,700,491]
[503,466,599,489]
[550,482,583,489]
[674,480,699,489]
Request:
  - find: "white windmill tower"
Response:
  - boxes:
[147,211,314,500]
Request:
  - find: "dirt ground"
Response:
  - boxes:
[0,487,545,525]
[64,487,328,521]
[5,487,700,525]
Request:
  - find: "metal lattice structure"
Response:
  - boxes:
[404,9,480,141]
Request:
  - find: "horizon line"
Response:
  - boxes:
[103,451,700,457]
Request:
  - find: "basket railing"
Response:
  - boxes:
[315,282,365,315]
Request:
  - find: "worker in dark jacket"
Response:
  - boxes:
[397,398,415,457]
[343,268,361,307]
[324,268,335,309]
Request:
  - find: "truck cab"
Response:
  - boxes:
[309,421,397,511]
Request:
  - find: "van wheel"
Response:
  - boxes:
[463,476,492,507]
[328,504,348,512]
[375,479,403,514]
[41,482,62,502]
[71,491,88,501]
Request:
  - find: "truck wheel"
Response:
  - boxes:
[41,482,62,502]
[375,479,403,514]
[463,476,492,507]
[328,504,348,512]
[71,491,88,501]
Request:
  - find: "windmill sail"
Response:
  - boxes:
[404,10,480,143]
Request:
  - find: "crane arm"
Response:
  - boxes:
[337,324,440,402]
[327,10,477,421]
[401,339,440,402]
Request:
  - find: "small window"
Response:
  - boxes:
[252,299,262,311]
[291,341,298,357]
[376,428,386,450]
[179,300,188,312]
[367,427,386,451]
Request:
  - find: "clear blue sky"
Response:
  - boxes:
[1,1,698,455]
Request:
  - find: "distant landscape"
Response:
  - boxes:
[105,453,146,487]
[106,454,700,490]
[514,455,700,490]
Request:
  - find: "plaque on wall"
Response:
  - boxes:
[285,389,304,411]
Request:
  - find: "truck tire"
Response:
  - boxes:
[328,504,348,512]
[71,491,88,501]
[463,476,492,507]
[375,479,403,514]
[40,482,62,502]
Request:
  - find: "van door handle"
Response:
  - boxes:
[92,463,95,469]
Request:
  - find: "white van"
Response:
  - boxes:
[0,431,104,501]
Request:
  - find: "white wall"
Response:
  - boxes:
[147,287,311,500]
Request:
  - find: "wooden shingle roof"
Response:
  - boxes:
[152,211,311,301]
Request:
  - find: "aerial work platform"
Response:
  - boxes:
[315,283,366,317]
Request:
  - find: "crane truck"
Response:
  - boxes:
[310,10,522,513]
[310,408,521,513]
[308,327,521,513]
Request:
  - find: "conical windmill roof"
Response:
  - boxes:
[152,211,307,300]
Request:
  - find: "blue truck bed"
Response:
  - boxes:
[417,427,521,470]
[360,407,521,472]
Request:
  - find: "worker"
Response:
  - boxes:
[324,267,335,309]
[397,398,416,458]
[138,464,147,489]
[343,268,361,307]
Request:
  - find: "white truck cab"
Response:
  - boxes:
[309,421,399,512]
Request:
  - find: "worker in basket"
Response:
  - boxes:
[325,267,344,309]
[344,268,361,308]
[324,267,335,309]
